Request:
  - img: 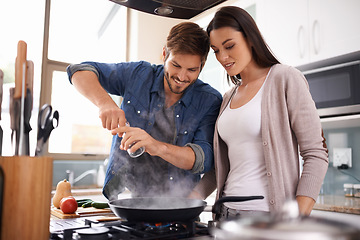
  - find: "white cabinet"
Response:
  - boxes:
[258,0,360,66]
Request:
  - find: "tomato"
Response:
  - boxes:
[60,196,78,214]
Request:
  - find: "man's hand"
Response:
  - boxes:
[98,102,126,130]
[111,125,155,155]
[111,126,195,170]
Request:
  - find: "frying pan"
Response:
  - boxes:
[109,195,264,223]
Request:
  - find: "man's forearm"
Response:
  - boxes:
[154,142,196,170]
[71,71,113,108]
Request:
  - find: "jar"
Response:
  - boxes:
[353,184,360,198]
[344,183,354,197]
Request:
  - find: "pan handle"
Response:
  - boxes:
[212,196,264,214]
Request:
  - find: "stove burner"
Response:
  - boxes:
[75,227,110,240]
[50,218,209,240]
[144,223,185,234]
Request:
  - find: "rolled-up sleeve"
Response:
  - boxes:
[66,64,99,84]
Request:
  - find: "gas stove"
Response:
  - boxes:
[50,218,211,240]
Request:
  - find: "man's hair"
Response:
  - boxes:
[165,22,210,68]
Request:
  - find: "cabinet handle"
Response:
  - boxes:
[312,20,320,55]
[297,25,305,59]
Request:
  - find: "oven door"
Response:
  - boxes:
[303,60,360,111]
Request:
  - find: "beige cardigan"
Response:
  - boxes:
[193,64,329,212]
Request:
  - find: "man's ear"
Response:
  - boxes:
[162,47,167,61]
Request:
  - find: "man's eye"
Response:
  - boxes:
[172,63,180,68]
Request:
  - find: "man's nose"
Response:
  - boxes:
[178,69,187,81]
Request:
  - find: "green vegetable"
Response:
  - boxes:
[81,200,94,208]
[76,199,92,207]
[91,201,109,209]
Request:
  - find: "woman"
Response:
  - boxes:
[191,6,328,220]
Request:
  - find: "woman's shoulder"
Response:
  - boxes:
[270,63,303,77]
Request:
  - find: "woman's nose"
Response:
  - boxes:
[217,50,228,62]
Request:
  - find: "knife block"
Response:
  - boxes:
[0,156,53,240]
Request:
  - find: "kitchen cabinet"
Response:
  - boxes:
[258,0,360,66]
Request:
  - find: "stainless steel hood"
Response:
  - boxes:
[109,0,228,19]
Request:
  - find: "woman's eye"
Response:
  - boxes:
[213,49,219,54]
[225,44,234,50]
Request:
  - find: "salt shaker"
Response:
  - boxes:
[122,122,145,158]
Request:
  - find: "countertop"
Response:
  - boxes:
[314,195,360,214]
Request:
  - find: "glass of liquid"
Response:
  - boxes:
[123,122,145,158]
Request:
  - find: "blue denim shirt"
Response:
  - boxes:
[67,61,222,199]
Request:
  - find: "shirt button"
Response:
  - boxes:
[176,115,180,118]
[148,122,152,126]
[266,172,272,176]
[137,110,141,114]
[184,130,188,134]
[263,141,268,146]
[127,100,131,104]
[169,176,174,180]
[270,200,275,205]
[111,171,115,175]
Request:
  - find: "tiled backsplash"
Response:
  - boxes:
[322,126,360,195]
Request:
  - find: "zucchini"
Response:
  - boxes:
[76,199,92,207]
[91,201,109,209]
[81,200,94,208]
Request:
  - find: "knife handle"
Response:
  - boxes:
[14,40,27,99]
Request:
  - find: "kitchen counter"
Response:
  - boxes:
[314,195,360,214]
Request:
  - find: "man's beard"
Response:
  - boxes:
[164,70,196,95]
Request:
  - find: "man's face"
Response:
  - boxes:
[163,50,202,95]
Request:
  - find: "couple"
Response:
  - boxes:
[67,6,328,219]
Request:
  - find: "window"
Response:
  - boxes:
[0,0,127,158]
[45,0,127,158]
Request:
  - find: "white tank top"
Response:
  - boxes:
[217,79,270,211]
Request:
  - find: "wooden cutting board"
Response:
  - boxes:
[51,206,114,219]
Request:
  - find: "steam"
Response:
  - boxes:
[106,96,206,201]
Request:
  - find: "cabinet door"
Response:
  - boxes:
[308,0,360,63]
[259,0,309,66]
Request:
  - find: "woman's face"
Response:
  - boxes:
[209,26,252,76]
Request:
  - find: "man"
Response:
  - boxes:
[67,22,222,200]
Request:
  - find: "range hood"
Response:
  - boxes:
[109,0,228,19]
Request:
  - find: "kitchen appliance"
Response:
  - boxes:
[109,0,228,19]
[50,197,360,240]
[297,50,360,118]
[50,196,263,240]
[50,217,210,240]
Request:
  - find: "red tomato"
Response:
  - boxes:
[60,196,78,214]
